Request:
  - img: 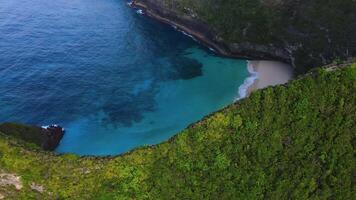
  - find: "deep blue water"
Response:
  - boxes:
[0,0,249,155]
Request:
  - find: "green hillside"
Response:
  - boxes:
[0,63,355,199]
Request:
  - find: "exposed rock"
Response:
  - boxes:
[0,173,22,190]
[228,42,290,62]
[41,125,65,151]
[30,182,44,193]
[0,123,65,151]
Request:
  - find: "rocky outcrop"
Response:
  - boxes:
[0,173,46,199]
[0,123,64,151]
[30,182,45,193]
[40,125,65,151]
[0,173,22,190]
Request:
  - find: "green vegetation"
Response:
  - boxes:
[0,64,355,199]
[157,0,355,73]
[0,123,43,150]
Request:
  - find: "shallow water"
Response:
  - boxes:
[0,0,249,155]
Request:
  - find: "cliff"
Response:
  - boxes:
[0,123,64,151]
[0,63,354,199]
[132,0,355,73]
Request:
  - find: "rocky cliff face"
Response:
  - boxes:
[132,0,355,73]
[0,123,64,151]
[40,125,65,150]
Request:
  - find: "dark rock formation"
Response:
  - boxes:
[40,125,65,151]
[0,123,64,151]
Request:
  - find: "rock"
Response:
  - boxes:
[0,173,22,190]
[30,182,44,193]
[41,125,65,151]
[0,123,65,151]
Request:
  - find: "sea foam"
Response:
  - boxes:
[236,61,258,101]
[180,30,198,42]
[136,9,144,15]
[208,47,216,53]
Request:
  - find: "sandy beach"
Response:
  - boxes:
[245,61,294,97]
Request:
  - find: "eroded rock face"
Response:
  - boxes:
[30,182,44,193]
[40,125,65,151]
[0,173,22,190]
[0,173,46,199]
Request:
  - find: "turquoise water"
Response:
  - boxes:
[0,0,249,155]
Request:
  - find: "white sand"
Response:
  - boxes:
[246,60,294,96]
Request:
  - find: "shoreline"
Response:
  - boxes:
[237,62,258,100]
[130,1,231,57]
[240,61,294,99]
[130,2,295,100]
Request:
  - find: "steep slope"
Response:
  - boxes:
[132,0,355,73]
[0,63,355,199]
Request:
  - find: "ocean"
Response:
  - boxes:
[0,0,249,155]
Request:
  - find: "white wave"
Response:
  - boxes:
[127,1,133,6]
[235,61,258,101]
[180,31,198,42]
[181,31,193,38]
[136,9,144,15]
[41,124,64,131]
[208,47,216,52]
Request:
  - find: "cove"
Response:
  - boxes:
[0,0,249,155]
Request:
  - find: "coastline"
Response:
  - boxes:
[130,1,291,63]
[130,1,230,57]
[130,1,295,100]
[237,62,258,100]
